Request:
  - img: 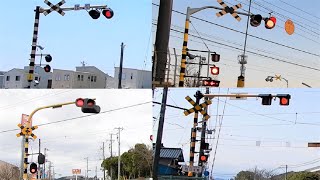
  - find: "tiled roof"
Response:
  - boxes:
[160,148,184,162]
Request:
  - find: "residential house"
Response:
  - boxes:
[114,67,151,89]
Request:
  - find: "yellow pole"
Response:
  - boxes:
[178,8,191,87]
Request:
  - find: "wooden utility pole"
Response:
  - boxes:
[153,0,173,85]
[102,142,105,180]
[153,86,168,179]
[118,42,125,89]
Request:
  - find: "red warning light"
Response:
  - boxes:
[200,155,207,162]
[265,17,276,29]
[102,9,114,19]
[210,66,220,75]
[280,97,288,105]
[75,98,84,107]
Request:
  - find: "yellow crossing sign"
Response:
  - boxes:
[216,0,242,22]
[16,124,38,139]
[184,96,212,120]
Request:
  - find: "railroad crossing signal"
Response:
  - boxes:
[16,123,38,139]
[44,54,52,72]
[184,96,212,120]
[265,17,277,29]
[75,98,101,113]
[43,0,66,16]
[210,66,220,75]
[203,79,220,87]
[211,52,220,62]
[216,0,242,21]
[258,94,291,106]
[30,163,38,174]
[277,94,291,106]
[102,8,114,19]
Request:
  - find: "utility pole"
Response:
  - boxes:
[153,0,173,86]
[118,42,125,89]
[85,157,89,180]
[19,136,25,180]
[49,161,52,180]
[153,86,168,179]
[115,127,124,180]
[95,166,97,180]
[38,139,41,179]
[44,148,48,179]
[102,142,106,180]
[109,134,114,180]
[285,165,288,180]
[237,0,252,88]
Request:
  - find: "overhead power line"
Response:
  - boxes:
[160,25,320,72]
[0,101,151,134]
[152,3,320,57]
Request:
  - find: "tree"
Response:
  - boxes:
[235,171,255,180]
[288,171,319,180]
[235,167,277,180]
[0,163,19,180]
[101,143,152,179]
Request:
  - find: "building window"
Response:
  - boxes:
[77,75,80,81]
[88,76,90,81]
[6,76,10,81]
[121,73,126,80]
[55,75,61,81]
[93,76,97,82]
[16,76,20,81]
[64,75,68,81]
[130,73,133,80]
[67,75,70,81]
[81,75,84,81]
[91,76,93,82]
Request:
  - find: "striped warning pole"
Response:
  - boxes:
[23,135,29,180]
[178,7,191,87]
[27,6,41,89]
[187,91,203,176]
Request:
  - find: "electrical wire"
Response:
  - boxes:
[210,89,229,176]
[152,3,320,57]
[0,101,151,134]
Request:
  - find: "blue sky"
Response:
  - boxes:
[153,88,320,179]
[0,0,151,76]
[152,0,320,88]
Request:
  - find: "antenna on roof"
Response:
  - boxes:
[80,61,87,67]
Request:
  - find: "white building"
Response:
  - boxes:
[114,67,151,89]
[3,66,52,89]
[0,71,6,88]
[52,66,106,89]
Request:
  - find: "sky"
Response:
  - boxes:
[0,0,152,76]
[0,89,152,178]
[153,88,320,179]
[152,0,320,88]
